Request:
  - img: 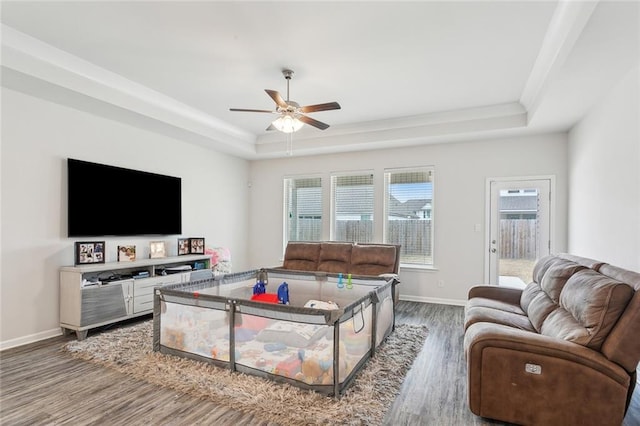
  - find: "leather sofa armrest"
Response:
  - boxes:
[467,285,522,305]
[464,322,631,424]
[465,322,630,385]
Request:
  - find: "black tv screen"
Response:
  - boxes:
[67,158,182,237]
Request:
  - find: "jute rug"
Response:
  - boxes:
[63,321,428,425]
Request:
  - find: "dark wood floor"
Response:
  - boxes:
[1,302,639,425]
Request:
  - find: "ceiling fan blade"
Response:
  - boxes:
[300,102,341,113]
[299,114,330,130]
[266,124,277,131]
[229,108,275,113]
[265,90,288,108]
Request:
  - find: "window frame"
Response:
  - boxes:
[283,174,323,248]
[330,170,375,243]
[383,166,435,267]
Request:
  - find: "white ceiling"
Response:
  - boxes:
[1,1,638,159]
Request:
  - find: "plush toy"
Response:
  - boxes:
[162,328,185,350]
[206,246,232,274]
[274,355,301,378]
[296,349,333,385]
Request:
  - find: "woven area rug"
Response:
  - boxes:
[63,321,428,425]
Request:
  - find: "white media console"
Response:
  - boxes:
[60,254,211,340]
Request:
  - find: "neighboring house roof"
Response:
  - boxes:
[389,196,430,219]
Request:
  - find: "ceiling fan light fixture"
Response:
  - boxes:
[272,114,304,133]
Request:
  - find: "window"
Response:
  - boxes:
[384,168,434,265]
[283,176,322,243]
[331,173,374,243]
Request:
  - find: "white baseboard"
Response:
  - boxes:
[0,327,63,351]
[399,294,467,307]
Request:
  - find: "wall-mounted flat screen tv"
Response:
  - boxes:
[67,158,182,237]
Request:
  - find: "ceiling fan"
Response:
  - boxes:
[230,69,341,133]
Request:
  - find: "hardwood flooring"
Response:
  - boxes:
[1,302,639,425]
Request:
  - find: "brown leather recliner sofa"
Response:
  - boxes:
[278,241,401,276]
[464,253,640,425]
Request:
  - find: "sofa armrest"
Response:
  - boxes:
[464,322,631,424]
[465,322,629,383]
[467,285,522,305]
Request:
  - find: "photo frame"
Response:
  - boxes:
[178,238,190,255]
[149,241,167,259]
[190,237,205,254]
[117,245,136,262]
[75,241,105,265]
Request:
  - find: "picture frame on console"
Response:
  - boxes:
[75,241,105,265]
[149,241,166,259]
[178,238,190,255]
[118,245,136,262]
[190,238,205,254]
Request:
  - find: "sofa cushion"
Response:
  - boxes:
[466,297,526,316]
[523,260,586,331]
[540,261,585,303]
[540,269,634,350]
[349,244,396,275]
[464,306,535,332]
[282,242,321,271]
[519,255,563,317]
[317,243,352,273]
[523,288,557,332]
[531,254,562,285]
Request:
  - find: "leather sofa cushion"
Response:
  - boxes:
[524,287,557,332]
[523,261,586,331]
[464,306,535,331]
[466,297,526,316]
[541,269,634,350]
[317,243,352,273]
[349,244,396,275]
[540,261,585,303]
[521,255,561,312]
[282,242,320,271]
[531,254,562,286]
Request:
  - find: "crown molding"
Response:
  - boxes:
[255,102,527,158]
[1,24,257,157]
[520,0,598,121]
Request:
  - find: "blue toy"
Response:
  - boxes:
[253,280,266,295]
[277,281,290,304]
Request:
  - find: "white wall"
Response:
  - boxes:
[249,133,568,304]
[0,88,251,348]
[568,65,640,271]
